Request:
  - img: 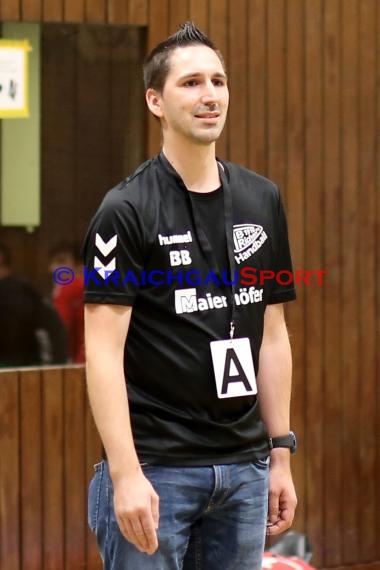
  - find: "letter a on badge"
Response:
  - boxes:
[210,338,257,399]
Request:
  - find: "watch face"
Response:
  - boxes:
[289,431,297,453]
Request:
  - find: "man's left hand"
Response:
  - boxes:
[266,460,297,536]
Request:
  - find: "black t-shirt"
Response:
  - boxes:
[82,152,296,465]
[189,186,228,276]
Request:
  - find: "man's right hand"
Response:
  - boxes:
[112,468,160,555]
[85,304,159,554]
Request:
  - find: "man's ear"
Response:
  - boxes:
[146,88,163,118]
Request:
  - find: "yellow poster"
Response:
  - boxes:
[0,39,31,118]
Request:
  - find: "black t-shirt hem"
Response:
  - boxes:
[268,289,297,304]
[137,447,271,467]
[84,292,135,305]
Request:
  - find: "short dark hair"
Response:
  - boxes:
[0,241,11,267]
[143,21,225,92]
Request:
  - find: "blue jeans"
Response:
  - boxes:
[88,459,269,570]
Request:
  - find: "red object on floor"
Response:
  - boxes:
[262,552,317,570]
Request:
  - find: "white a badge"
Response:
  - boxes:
[210,337,257,399]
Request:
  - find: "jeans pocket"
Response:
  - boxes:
[88,461,104,533]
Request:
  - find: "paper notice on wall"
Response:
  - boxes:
[0,39,31,118]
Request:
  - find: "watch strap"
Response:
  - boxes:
[268,431,297,453]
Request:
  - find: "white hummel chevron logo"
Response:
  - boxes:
[95,233,117,257]
[94,256,116,280]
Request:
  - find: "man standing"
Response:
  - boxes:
[83,22,297,570]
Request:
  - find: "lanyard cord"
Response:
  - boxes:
[218,162,237,338]
[183,160,237,339]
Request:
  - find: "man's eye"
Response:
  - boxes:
[184,80,198,87]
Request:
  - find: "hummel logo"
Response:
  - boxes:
[94,233,117,279]
[158,231,192,246]
[94,256,116,280]
[95,233,117,257]
[233,224,267,264]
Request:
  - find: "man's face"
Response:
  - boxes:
[148,45,229,145]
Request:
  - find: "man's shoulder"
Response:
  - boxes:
[220,160,279,196]
[99,157,158,210]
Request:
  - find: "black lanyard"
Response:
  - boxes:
[184,161,237,339]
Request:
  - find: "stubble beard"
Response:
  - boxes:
[188,118,226,145]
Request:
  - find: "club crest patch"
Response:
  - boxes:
[233,224,267,264]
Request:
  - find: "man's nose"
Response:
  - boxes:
[200,80,217,103]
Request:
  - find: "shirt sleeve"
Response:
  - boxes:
[82,192,145,306]
[267,189,297,304]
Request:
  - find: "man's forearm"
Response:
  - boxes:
[86,354,141,481]
[256,328,292,438]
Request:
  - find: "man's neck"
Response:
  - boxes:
[162,139,220,193]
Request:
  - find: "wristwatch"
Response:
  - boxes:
[268,431,297,454]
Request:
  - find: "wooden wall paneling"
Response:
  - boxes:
[85,398,103,479]
[358,0,377,562]
[227,0,247,165]
[375,5,380,560]
[168,0,189,33]
[109,0,150,24]
[40,24,77,247]
[42,367,64,569]
[84,0,107,22]
[209,0,228,158]
[85,381,103,570]
[377,4,380,560]
[147,0,168,50]
[304,0,323,565]
[43,0,63,21]
[323,0,342,565]
[86,534,103,570]
[285,0,306,533]
[63,367,86,569]
[64,0,85,22]
[20,369,43,570]
[266,0,286,192]
[109,27,147,183]
[128,0,148,25]
[189,0,208,32]
[75,25,112,239]
[108,0,129,24]
[341,0,360,564]
[21,0,42,20]
[0,371,20,570]
[37,24,80,290]
[147,0,169,155]
[0,0,21,20]
[327,564,380,570]
[247,0,267,174]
